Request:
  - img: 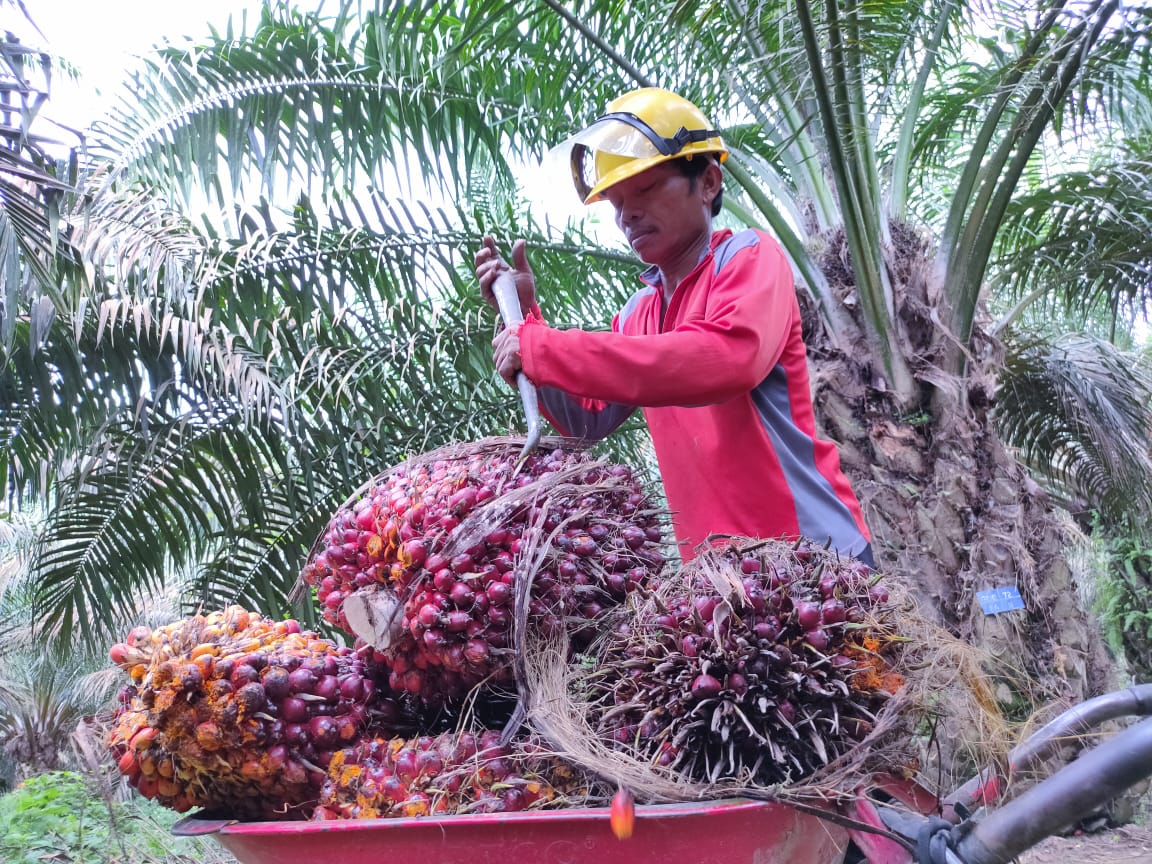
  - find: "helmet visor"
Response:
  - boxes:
[552,115,672,163]
[546,117,670,202]
[546,113,722,202]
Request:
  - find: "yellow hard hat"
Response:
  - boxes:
[558,88,729,204]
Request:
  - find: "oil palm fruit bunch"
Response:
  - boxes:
[106,607,416,818]
[314,730,595,819]
[588,538,902,786]
[300,439,667,705]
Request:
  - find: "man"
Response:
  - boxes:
[474,87,872,566]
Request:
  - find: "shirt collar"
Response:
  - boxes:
[636,229,733,287]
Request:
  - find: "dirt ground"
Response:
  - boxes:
[1017,825,1152,863]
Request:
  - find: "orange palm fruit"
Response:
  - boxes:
[610,787,635,840]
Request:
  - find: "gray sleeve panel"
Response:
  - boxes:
[713,229,761,275]
[538,387,635,442]
[617,286,658,331]
[750,366,870,559]
[534,284,644,440]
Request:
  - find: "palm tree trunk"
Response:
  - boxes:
[804,233,1113,717]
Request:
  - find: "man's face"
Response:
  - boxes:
[603,161,716,266]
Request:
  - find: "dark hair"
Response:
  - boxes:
[677,155,724,217]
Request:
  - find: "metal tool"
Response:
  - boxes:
[491,271,541,463]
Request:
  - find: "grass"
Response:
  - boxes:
[0,771,239,864]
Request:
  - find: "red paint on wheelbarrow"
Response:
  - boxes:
[182,798,851,864]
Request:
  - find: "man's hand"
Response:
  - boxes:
[492,325,523,386]
[474,237,536,317]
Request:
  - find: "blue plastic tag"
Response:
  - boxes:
[976,586,1025,615]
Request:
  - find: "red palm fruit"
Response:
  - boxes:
[109,643,133,666]
[117,749,140,778]
[795,601,821,630]
[302,440,670,708]
[804,628,831,650]
[588,537,902,788]
[106,606,419,820]
[821,599,847,625]
[611,788,636,840]
[691,674,723,699]
[318,732,596,819]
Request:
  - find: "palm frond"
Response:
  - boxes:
[29,410,273,644]
[1,286,288,509]
[991,156,1152,337]
[937,0,1130,367]
[997,332,1152,532]
[70,177,205,306]
[88,4,514,213]
[0,642,121,773]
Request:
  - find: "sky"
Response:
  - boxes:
[30,0,260,132]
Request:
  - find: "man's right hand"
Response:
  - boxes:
[491,324,523,386]
[474,237,536,318]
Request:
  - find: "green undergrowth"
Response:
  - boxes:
[0,771,237,864]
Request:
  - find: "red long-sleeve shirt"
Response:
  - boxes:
[519,228,870,561]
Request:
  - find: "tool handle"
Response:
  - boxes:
[492,272,541,459]
[492,271,526,328]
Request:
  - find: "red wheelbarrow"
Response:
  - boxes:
[174,684,1152,864]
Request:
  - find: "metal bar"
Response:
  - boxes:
[954,717,1152,864]
[943,683,1152,816]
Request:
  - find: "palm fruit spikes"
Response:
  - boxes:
[586,538,901,786]
[300,439,668,705]
[106,607,416,818]
[315,730,596,819]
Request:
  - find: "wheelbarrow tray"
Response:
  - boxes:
[177,797,850,864]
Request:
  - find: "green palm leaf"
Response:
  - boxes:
[997,333,1152,531]
[993,155,1152,335]
[89,4,511,211]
